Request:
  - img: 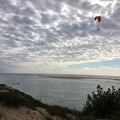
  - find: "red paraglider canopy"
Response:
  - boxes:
[94,16,101,22]
[94,16,102,30]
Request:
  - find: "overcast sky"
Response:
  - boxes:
[0,0,120,76]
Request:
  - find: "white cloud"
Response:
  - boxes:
[0,0,120,75]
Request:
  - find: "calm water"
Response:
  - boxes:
[0,73,120,110]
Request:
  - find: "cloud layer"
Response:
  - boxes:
[0,0,120,74]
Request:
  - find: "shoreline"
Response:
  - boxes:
[48,75,120,81]
[1,73,120,80]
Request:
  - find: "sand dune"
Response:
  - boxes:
[0,105,67,120]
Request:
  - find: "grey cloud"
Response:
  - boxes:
[44,0,62,12]
[111,4,120,21]
[40,13,56,24]
[79,1,95,10]
[11,15,34,25]
[0,60,16,72]
[2,39,17,48]
[16,6,35,16]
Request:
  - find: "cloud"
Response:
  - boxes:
[0,0,120,75]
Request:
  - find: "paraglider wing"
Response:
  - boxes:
[94,16,101,22]
[94,16,101,30]
[13,82,20,85]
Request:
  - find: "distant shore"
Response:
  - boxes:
[0,73,120,81]
[48,74,120,81]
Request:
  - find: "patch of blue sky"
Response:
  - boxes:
[69,58,120,69]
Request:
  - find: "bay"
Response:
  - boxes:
[0,73,120,110]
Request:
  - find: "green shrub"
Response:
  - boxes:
[0,89,42,108]
[82,85,120,119]
[82,116,97,120]
[45,105,82,119]
[111,111,120,120]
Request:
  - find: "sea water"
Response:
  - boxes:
[0,73,120,110]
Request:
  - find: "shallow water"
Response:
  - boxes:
[0,73,120,110]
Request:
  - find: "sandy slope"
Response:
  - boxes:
[0,105,66,120]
